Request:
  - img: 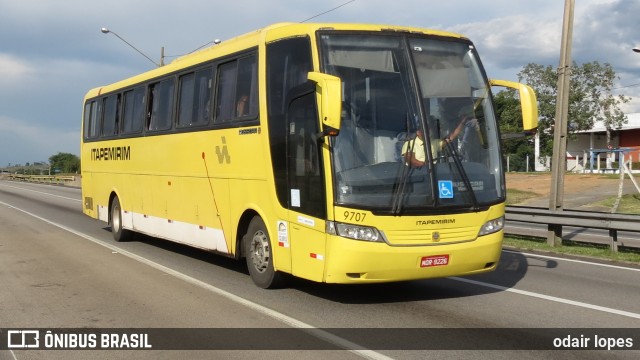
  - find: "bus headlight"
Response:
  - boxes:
[478,216,504,236]
[327,221,382,242]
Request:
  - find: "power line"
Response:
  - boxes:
[612,82,640,91]
[300,0,356,23]
[151,1,358,62]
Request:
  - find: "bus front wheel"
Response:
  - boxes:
[110,197,132,242]
[244,216,286,289]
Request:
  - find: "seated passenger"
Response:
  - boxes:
[236,94,249,117]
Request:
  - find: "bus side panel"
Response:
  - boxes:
[82,134,230,253]
[167,175,228,251]
[80,170,96,219]
[207,177,231,253]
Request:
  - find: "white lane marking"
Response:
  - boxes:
[0,183,81,202]
[451,277,640,320]
[0,200,392,360]
[503,248,640,272]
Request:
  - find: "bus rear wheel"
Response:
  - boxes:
[110,197,132,242]
[244,216,286,289]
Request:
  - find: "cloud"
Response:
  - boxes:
[448,15,562,72]
[0,53,36,84]
[0,55,129,129]
[0,115,79,166]
[444,0,640,113]
[0,0,639,166]
[574,0,640,70]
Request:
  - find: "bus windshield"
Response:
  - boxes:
[319,32,503,213]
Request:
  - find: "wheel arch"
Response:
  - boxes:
[235,209,260,260]
[107,190,121,225]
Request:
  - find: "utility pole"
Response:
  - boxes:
[547,0,574,246]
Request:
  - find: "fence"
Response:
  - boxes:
[505,206,640,252]
[4,174,76,186]
[3,174,637,252]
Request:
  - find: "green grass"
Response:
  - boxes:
[504,186,640,263]
[591,194,640,214]
[506,189,540,205]
[503,235,640,263]
[505,181,640,214]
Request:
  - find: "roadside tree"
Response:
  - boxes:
[498,61,630,161]
[49,152,80,174]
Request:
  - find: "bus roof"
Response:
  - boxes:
[85,22,466,99]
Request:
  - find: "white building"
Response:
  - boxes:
[534,113,640,173]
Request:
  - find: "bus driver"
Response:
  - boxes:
[401,109,479,168]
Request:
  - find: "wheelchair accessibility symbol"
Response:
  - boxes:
[438,180,454,199]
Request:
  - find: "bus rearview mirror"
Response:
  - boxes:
[489,79,539,132]
[307,72,342,133]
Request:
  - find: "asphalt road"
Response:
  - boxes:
[0,180,639,359]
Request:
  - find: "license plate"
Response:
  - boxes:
[420,255,449,268]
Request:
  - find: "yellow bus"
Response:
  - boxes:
[81,23,537,288]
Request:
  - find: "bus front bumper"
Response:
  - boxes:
[323,231,503,284]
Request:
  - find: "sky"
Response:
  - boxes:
[1,0,639,167]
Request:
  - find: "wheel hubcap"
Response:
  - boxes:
[249,230,269,273]
[112,203,121,232]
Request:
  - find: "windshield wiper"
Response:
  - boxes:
[442,140,480,210]
[391,114,418,215]
[390,145,414,215]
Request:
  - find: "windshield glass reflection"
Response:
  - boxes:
[319,32,503,213]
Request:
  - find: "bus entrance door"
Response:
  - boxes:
[286,92,327,282]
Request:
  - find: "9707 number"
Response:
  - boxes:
[343,211,366,222]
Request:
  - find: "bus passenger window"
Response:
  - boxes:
[101,94,120,136]
[215,61,238,123]
[83,101,98,139]
[86,100,101,139]
[178,73,195,127]
[148,78,175,131]
[178,67,212,128]
[236,55,257,118]
[122,87,145,134]
[214,54,257,124]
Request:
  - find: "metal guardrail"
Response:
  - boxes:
[5,174,76,185]
[506,206,640,251]
[1,175,635,250]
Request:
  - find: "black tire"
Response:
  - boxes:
[243,216,286,289]
[110,197,132,242]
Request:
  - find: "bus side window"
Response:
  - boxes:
[178,73,196,127]
[87,100,102,139]
[214,54,257,124]
[178,67,212,128]
[83,101,98,139]
[215,61,237,123]
[236,55,257,118]
[122,87,145,134]
[101,94,120,136]
[147,78,175,131]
